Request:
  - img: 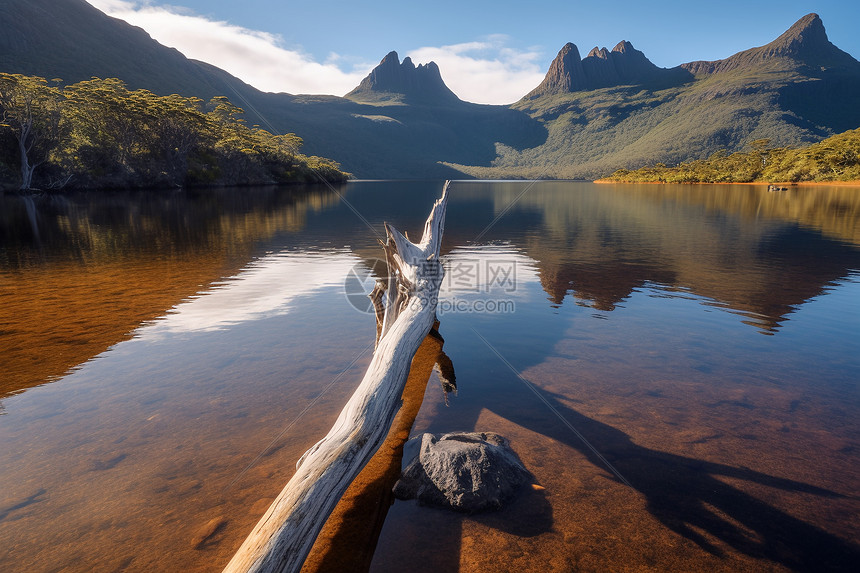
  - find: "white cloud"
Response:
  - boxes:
[408,38,546,105]
[86,0,370,95]
[86,2,547,104]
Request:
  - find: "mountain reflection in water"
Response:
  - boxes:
[0,181,858,572]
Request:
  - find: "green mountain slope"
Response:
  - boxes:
[2,3,858,180]
[0,0,545,179]
[448,13,860,179]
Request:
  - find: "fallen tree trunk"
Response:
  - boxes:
[301,324,454,572]
[223,181,450,573]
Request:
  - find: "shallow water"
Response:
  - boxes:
[0,181,858,572]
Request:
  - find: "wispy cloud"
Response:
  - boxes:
[87,0,370,95]
[408,37,546,105]
[86,2,546,104]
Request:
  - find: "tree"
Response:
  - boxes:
[0,74,347,190]
[148,93,208,185]
[63,78,147,181]
[0,74,65,189]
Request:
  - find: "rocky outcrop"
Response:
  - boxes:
[609,41,665,83]
[393,432,532,512]
[581,46,620,88]
[526,42,586,97]
[681,13,860,75]
[527,39,688,97]
[527,13,860,97]
[346,51,461,104]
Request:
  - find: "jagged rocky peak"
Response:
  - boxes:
[559,42,579,56]
[609,41,650,64]
[609,40,661,80]
[527,38,678,98]
[767,12,856,66]
[587,46,611,59]
[682,13,859,75]
[376,50,401,70]
[774,13,828,54]
[583,40,662,88]
[582,46,620,86]
[345,50,460,104]
[612,41,634,54]
[525,42,585,97]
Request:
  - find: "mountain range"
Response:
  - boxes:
[2,1,858,179]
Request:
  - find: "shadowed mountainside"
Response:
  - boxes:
[0,0,247,100]
[346,51,461,104]
[526,41,691,97]
[1,3,858,180]
[0,0,545,179]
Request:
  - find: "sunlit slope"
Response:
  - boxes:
[448,14,860,179]
[2,4,858,179]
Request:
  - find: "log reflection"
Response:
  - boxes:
[301,322,455,573]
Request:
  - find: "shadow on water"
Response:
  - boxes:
[0,489,47,523]
[388,337,859,572]
[369,181,860,572]
[479,382,860,572]
[466,485,554,538]
[3,181,858,571]
[302,324,468,573]
[449,183,860,568]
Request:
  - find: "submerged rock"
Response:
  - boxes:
[393,432,532,513]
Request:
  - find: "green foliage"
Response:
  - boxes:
[449,60,853,180]
[603,128,860,183]
[0,75,347,190]
[0,74,67,189]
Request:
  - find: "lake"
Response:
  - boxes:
[0,181,858,572]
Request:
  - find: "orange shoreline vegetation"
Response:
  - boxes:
[593,179,860,186]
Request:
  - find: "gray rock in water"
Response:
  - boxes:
[393,432,532,513]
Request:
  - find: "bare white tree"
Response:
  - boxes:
[224,182,450,573]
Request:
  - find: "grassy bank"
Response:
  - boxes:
[602,128,860,184]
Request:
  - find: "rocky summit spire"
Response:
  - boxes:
[346,51,460,104]
[526,42,585,97]
[682,13,859,75]
[581,46,620,87]
[527,39,672,97]
[766,12,855,66]
[772,13,829,56]
[610,41,661,82]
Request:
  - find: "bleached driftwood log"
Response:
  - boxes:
[223,181,450,573]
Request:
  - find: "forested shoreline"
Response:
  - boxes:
[0,73,348,191]
[603,129,860,184]
[7,70,858,191]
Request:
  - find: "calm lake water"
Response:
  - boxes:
[0,181,858,572]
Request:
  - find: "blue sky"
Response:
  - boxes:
[88,1,860,104]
